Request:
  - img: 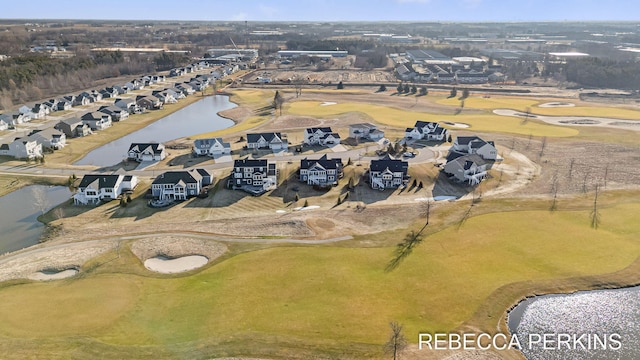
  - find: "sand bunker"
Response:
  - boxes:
[442,121,470,128]
[320,101,337,106]
[559,119,601,125]
[131,236,227,274]
[28,268,78,281]
[539,102,575,108]
[144,255,209,274]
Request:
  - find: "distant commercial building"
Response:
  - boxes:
[277,50,348,58]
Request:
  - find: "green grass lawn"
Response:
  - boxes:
[0,197,639,358]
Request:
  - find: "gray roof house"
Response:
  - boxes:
[349,123,384,141]
[246,132,288,151]
[81,112,112,130]
[299,154,344,186]
[443,153,488,185]
[55,117,92,138]
[404,121,449,142]
[99,105,129,121]
[368,155,409,190]
[73,174,138,205]
[230,158,278,195]
[127,143,166,162]
[151,169,212,200]
[452,136,497,160]
[193,138,231,156]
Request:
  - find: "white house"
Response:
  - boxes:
[349,123,384,141]
[27,128,66,150]
[368,156,409,190]
[151,169,212,200]
[404,121,449,142]
[299,154,343,186]
[452,136,497,160]
[230,159,278,195]
[81,112,112,130]
[246,132,288,151]
[2,138,43,159]
[0,119,8,131]
[127,143,166,162]
[443,154,488,185]
[73,174,138,205]
[193,138,231,156]
[303,127,341,146]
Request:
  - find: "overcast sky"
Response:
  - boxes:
[2,0,639,22]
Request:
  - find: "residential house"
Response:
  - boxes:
[55,117,92,138]
[27,128,66,149]
[152,90,177,104]
[193,137,231,156]
[299,154,343,186]
[136,95,162,110]
[114,98,140,113]
[455,70,488,84]
[0,119,8,131]
[246,132,288,151]
[303,127,341,146]
[98,105,129,121]
[150,169,212,200]
[127,143,166,162]
[17,105,34,121]
[32,103,50,118]
[169,87,187,99]
[349,123,384,141]
[90,90,103,101]
[404,121,449,142]
[101,87,118,99]
[57,99,72,111]
[230,158,278,195]
[73,94,92,106]
[151,75,166,83]
[81,111,112,130]
[452,136,497,160]
[1,137,43,159]
[63,95,76,104]
[73,174,138,205]
[0,114,13,128]
[368,156,409,190]
[443,153,488,185]
[175,83,195,96]
[113,85,127,95]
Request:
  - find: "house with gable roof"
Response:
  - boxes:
[73,174,138,205]
[349,123,384,141]
[230,158,278,195]
[299,154,343,186]
[443,153,488,185]
[1,137,43,159]
[452,136,497,160]
[127,143,166,162]
[55,117,92,138]
[193,137,231,156]
[151,169,212,200]
[404,120,449,142]
[246,132,288,151]
[81,111,112,130]
[303,127,341,146]
[368,155,409,190]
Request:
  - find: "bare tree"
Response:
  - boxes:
[31,186,50,216]
[590,184,601,229]
[539,137,547,159]
[603,164,609,189]
[384,321,407,360]
[568,158,575,180]
[273,90,284,116]
[550,171,559,212]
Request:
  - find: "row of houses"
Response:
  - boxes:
[72,134,497,206]
[396,63,490,84]
[193,123,385,158]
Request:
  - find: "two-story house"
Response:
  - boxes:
[55,117,92,138]
[452,136,497,160]
[193,138,231,156]
[349,123,385,141]
[27,128,66,150]
[230,159,278,195]
[246,132,288,151]
[404,121,449,142]
[151,169,212,200]
[303,127,342,146]
[127,143,166,162]
[443,153,488,185]
[299,154,344,187]
[81,112,113,130]
[73,174,138,205]
[368,156,409,190]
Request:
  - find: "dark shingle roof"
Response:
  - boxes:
[300,154,343,171]
[78,174,121,189]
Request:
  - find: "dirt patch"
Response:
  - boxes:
[0,240,118,282]
[130,236,227,263]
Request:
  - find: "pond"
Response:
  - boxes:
[74,95,236,167]
[509,287,640,359]
[0,185,72,254]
